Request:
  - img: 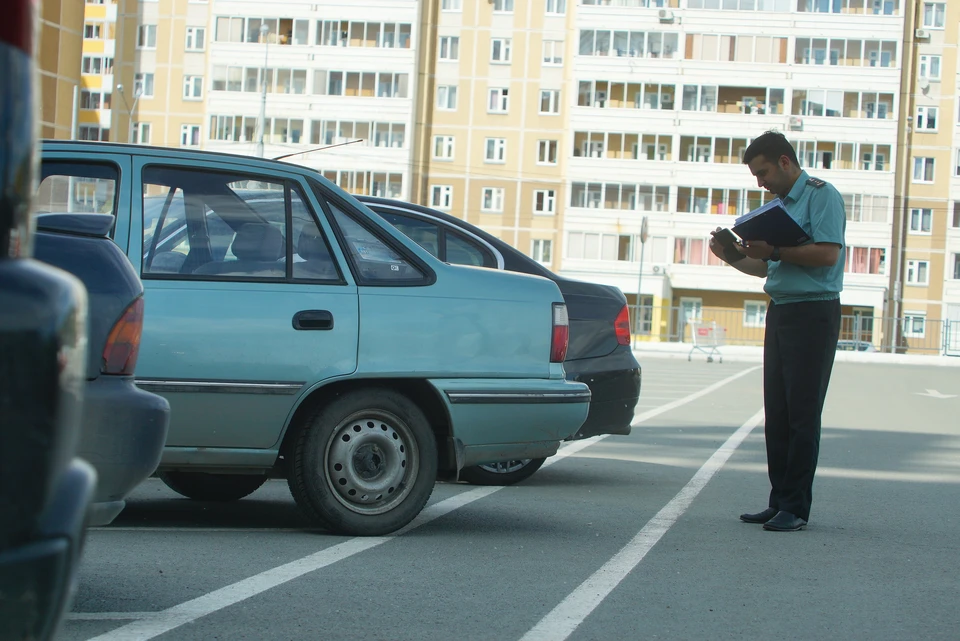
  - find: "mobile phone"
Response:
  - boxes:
[714,228,738,248]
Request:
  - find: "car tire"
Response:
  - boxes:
[158,471,268,501]
[287,388,438,536]
[459,458,546,486]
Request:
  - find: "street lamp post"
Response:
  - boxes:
[633,216,649,348]
[256,23,269,158]
[116,83,142,143]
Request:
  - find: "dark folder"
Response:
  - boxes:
[732,198,810,247]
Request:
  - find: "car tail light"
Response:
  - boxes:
[551,303,569,363]
[102,297,144,376]
[614,304,632,346]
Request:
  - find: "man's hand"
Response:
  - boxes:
[709,227,744,263]
[740,239,775,260]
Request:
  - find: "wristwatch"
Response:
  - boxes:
[767,247,781,262]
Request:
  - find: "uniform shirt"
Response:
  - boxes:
[763,170,846,305]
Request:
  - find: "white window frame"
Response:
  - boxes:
[493,0,515,12]
[180,124,201,147]
[437,85,458,110]
[432,135,455,160]
[430,185,453,209]
[539,89,560,115]
[955,149,960,178]
[903,312,927,338]
[906,260,930,285]
[952,253,960,280]
[542,40,563,65]
[488,88,510,113]
[485,138,507,163]
[909,208,933,235]
[132,122,150,144]
[183,75,204,100]
[537,140,558,165]
[533,189,556,215]
[916,106,938,131]
[439,36,460,61]
[134,72,154,99]
[138,25,157,49]
[491,38,512,63]
[913,157,935,183]
[545,0,566,15]
[743,301,767,328]
[922,2,945,29]
[481,187,505,212]
[441,0,462,10]
[919,55,941,80]
[185,26,206,51]
[532,239,553,265]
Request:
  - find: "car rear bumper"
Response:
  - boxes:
[0,459,95,641]
[564,346,641,439]
[78,376,170,525]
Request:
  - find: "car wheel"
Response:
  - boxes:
[158,471,269,501]
[287,389,438,536]
[459,458,546,486]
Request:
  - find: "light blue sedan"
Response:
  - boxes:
[39,142,591,536]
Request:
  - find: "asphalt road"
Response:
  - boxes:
[63,358,960,641]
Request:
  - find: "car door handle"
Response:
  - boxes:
[292,310,334,331]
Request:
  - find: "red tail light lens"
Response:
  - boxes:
[615,304,631,346]
[102,297,144,375]
[551,303,569,363]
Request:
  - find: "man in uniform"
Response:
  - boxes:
[709,130,845,532]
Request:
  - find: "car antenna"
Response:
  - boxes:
[272,139,363,160]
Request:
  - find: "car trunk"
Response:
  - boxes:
[556,278,627,362]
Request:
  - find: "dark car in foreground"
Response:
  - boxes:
[0,10,95,639]
[31,208,171,526]
[356,196,642,485]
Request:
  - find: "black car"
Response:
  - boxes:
[356,196,642,485]
[0,12,96,640]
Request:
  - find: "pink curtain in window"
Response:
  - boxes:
[690,239,705,265]
[852,247,867,273]
[674,238,685,263]
[869,248,883,274]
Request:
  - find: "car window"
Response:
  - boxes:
[446,231,495,268]
[375,211,441,258]
[325,201,425,284]
[141,166,339,282]
[37,162,118,218]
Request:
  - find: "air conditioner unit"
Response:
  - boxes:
[789,116,803,130]
[652,265,663,274]
[658,9,675,22]
[915,29,930,40]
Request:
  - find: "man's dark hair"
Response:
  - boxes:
[742,130,800,167]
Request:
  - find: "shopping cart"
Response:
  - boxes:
[687,320,725,363]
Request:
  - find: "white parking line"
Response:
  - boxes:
[78,366,760,641]
[518,407,765,641]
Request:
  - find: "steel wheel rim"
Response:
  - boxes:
[324,409,419,515]
[477,459,531,474]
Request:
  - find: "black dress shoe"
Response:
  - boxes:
[762,511,807,531]
[739,507,778,524]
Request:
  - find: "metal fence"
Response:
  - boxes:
[631,305,960,356]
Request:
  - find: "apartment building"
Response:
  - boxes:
[78,0,118,142]
[39,0,84,139]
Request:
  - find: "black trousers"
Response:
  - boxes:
[763,298,840,521]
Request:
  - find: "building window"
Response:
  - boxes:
[953,202,960,228]
[534,190,556,215]
[744,301,767,328]
[81,56,112,75]
[537,140,558,165]
[138,25,158,49]
[913,157,935,183]
[185,26,206,51]
[482,188,505,212]
[488,88,510,113]
[180,124,201,147]
[432,135,454,160]
[441,0,462,10]
[539,89,560,114]
[922,2,945,28]
[845,247,886,274]
[909,208,933,234]
[532,239,553,264]
[916,106,938,131]
[133,122,151,144]
[542,40,563,65]
[78,125,109,141]
[906,260,929,285]
[83,23,103,39]
[430,185,453,209]
[485,138,507,163]
[491,38,512,63]
[919,55,941,80]
[953,254,960,280]
[183,75,204,100]
[955,149,960,177]
[437,85,457,110]
[439,36,460,60]
[134,73,155,98]
[493,0,514,12]
[903,313,926,338]
[545,0,566,14]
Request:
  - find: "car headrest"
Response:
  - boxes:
[231,223,284,262]
[297,227,329,261]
